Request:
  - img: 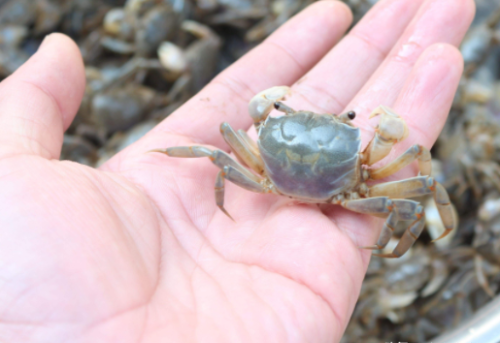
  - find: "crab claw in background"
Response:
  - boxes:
[248,86,291,125]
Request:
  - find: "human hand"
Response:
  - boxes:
[0,0,474,342]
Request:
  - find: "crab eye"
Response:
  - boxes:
[347,111,356,120]
[274,102,280,110]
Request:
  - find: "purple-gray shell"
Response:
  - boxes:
[258,111,361,201]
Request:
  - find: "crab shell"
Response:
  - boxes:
[258,111,362,202]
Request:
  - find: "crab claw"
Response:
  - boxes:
[248,86,291,125]
[369,105,409,142]
[363,106,410,166]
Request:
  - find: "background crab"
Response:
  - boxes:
[152,86,456,258]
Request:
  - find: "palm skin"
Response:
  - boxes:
[0,0,474,342]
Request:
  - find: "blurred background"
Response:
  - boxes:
[1,0,499,342]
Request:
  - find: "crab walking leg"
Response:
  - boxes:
[369,144,432,180]
[216,165,269,218]
[360,202,399,251]
[151,147,268,219]
[237,129,260,156]
[342,197,425,257]
[215,166,268,219]
[222,166,267,193]
[220,122,265,174]
[215,166,268,221]
[361,106,410,166]
[150,146,261,183]
[215,171,234,221]
[369,176,456,241]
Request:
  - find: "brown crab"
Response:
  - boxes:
[151,86,456,257]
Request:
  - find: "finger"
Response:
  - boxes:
[331,43,464,260]
[346,0,474,134]
[0,33,85,160]
[147,1,352,149]
[393,44,464,149]
[290,0,426,113]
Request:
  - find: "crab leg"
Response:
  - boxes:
[342,197,425,257]
[150,146,266,219]
[214,166,268,220]
[368,144,432,180]
[220,122,265,174]
[362,106,409,166]
[222,166,266,192]
[369,176,456,241]
[151,146,260,183]
[237,129,259,155]
[215,171,233,220]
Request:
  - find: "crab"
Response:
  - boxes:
[151,86,457,258]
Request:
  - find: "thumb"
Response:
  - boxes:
[0,33,85,160]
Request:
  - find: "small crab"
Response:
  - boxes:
[151,86,457,257]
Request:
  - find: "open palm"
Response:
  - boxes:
[0,0,474,342]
